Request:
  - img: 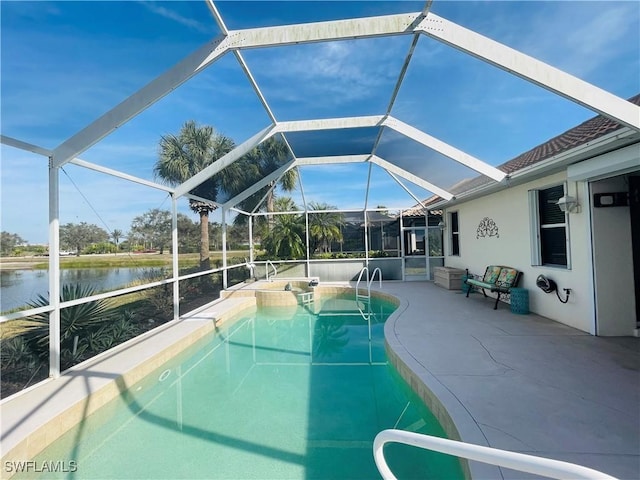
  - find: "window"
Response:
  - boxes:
[449,211,460,256]
[530,185,568,267]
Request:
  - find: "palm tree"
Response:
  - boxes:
[263,197,305,259]
[155,121,236,270]
[232,136,297,233]
[255,137,297,217]
[309,202,343,254]
[111,229,123,254]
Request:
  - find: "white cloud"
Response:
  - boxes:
[245,35,411,107]
[137,1,213,34]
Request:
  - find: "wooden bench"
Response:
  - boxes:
[464,266,522,310]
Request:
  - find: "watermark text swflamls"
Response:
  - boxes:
[4,460,78,474]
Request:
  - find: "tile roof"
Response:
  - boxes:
[417,93,640,209]
[497,93,640,175]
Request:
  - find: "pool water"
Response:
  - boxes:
[23,295,463,479]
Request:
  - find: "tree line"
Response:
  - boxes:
[0,214,248,257]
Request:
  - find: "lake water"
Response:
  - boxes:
[0,267,165,314]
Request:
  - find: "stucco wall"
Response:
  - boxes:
[443,171,595,333]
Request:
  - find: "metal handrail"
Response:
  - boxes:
[355,266,370,302]
[370,267,382,292]
[355,267,371,337]
[355,267,384,341]
[373,429,617,480]
[355,266,382,300]
[265,260,277,281]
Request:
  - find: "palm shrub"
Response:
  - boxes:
[266,214,305,259]
[86,312,139,353]
[261,197,306,259]
[0,336,47,398]
[21,284,129,370]
[1,336,41,375]
[308,202,343,254]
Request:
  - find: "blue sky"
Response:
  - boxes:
[1,0,639,244]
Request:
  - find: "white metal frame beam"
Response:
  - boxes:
[209,0,279,123]
[49,7,638,172]
[174,124,276,198]
[1,136,174,192]
[417,12,640,131]
[205,0,229,36]
[276,116,384,133]
[1,135,52,157]
[370,155,453,200]
[296,154,371,166]
[385,170,430,211]
[52,35,231,167]
[48,12,419,168]
[227,12,422,49]
[382,116,506,181]
[222,159,296,209]
[250,181,279,216]
[69,158,174,193]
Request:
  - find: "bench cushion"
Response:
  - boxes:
[483,266,502,284]
[496,267,518,288]
[466,279,493,289]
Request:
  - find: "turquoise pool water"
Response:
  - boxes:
[23,295,463,479]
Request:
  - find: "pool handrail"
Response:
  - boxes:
[373,429,618,480]
[355,266,370,303]
[370,267,382,291]
[265,260,277,281]
[355,267,383,341]
[355,266,383,302]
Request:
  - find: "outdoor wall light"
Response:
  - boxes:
[438,220,446,230]
[556,195,579,213]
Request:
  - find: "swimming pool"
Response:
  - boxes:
[19,295,463,479]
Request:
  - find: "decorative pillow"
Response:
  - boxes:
[483,266,502,284]
[496,268,518,287]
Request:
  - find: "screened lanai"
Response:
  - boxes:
[1,1,638,389]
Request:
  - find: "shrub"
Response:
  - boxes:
[20,284,137,370]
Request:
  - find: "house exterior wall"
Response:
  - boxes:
[443,171,595,333]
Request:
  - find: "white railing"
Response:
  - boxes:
[265,260,277,281]
[355,267,383,341]
[373,429,617,480]
[355,267,382,302]
[355,266,371,304]
[370,267,382,291]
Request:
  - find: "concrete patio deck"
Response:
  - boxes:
[375,281,639,480]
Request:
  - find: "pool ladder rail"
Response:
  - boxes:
[265,260,277,281]
[355,266,382,307]
[355,267,382,339]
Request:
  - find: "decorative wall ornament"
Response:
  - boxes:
[476,217,499,239]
